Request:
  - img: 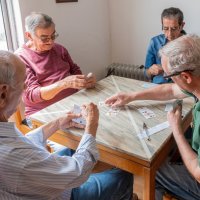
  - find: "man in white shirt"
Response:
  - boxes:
[0,50,134,200]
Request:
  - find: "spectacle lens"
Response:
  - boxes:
[39,32,59,43]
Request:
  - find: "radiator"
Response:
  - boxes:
[106,63,149,82]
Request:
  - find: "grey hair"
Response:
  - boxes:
[25,12,54,34]
[161,7,184,26]
[0,51,18,88]
[159,34,200,76]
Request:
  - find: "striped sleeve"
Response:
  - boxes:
[22,132,99,190]
[25,127,47,148]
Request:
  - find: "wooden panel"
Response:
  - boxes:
[31,76,194,162]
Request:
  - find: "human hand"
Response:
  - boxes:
[62,75,88,90]
[105,92,131,107]
[147,64,164,76]
[62,74,96,89]
[81,103,99,137]
[167,104,183,135]
[58,112,86,130]
[85,72,96,88]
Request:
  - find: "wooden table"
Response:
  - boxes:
[30,75,194,200]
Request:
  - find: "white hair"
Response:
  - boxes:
[0,50,19,88]
[25,12,54,34]
[159,34,200,76]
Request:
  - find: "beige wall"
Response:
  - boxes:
[18,0,111,80]
[109,0,200,65]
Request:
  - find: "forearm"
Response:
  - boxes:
[173,129,200,181]
[40,80,68,100]
[40,74,87,100]
[129,83,186,101]
[41,119,60,141]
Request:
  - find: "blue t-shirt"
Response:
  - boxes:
[145,34,170,84]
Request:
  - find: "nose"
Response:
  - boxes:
[167,29,174,35]
[166,31,174,40]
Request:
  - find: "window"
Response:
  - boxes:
[0,0,23,51]
[0,1,8,50]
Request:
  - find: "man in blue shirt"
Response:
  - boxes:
[145,7,186,84]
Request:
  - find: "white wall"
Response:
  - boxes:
[109,0,200,65]
[18,0,111,80]
[17,0,200,78]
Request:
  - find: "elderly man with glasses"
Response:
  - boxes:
[15,12,96,117]
[105,34,200,199]
[145,7,186,84]
[0,51,135,200]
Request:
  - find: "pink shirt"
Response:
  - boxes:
[16,43,82,117]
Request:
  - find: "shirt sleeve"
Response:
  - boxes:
[23,132,99,190]
[17,45,82,105]
[24,63,42,103]
[144,39,157,79]
[16,53,43,104]
[62,47,82,75]
[145,38,156,69]
[25,127,47,149]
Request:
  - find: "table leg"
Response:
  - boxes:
[143,167,155,200]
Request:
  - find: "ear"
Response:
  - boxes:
[25,31,33,41]
[180,71,192,84]
[180,22,185,30]
[0,84,9,108]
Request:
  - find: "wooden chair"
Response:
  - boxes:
[9,100,31,134]
[9,101,54,153]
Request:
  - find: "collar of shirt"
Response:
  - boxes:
[0,122,19,137]
[161,34,168,46]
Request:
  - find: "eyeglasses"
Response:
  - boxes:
[35,32,59,43]
[162,26,180,33]
[163,70,194,79]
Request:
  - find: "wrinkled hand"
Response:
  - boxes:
[81,103,99,137]
[105,92,130,107]
[148,64,164,76]
[167,104,183,135]
[85,73,96,88]
[62,74,96,90]
[58,112,85,129]
[62,75,88,89]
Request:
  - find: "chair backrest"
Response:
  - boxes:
[9,100,31,134]
[9,101,54,152]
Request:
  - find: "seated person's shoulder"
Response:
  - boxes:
[14,46,24,55]
[53,43,66,51]
[151,34,166,43]
[53,43,69,55]
[148,34,166,50]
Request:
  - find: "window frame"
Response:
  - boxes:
[0,0,19,51]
